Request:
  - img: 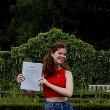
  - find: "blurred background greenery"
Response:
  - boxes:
[0,0,110,109]
[0,0,110,51]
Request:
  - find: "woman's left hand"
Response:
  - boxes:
[39,78,48,86]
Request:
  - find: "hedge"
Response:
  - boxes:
[0,28,110,91]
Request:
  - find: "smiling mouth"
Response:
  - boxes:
[58,58,65,62]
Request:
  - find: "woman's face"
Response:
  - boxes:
[51,48,67,65]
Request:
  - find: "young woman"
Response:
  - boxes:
[17,42,74,110]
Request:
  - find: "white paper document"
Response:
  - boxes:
[21,61,43,91]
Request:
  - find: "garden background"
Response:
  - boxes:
[0,0,110,110]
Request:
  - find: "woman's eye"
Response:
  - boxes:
[58,52,62,54]
[58,52,66,56]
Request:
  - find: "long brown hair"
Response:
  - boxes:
[42,42,67,77]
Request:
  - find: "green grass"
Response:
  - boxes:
[0,96,110,107]
[0,97,40,106]
[0,89,110,108]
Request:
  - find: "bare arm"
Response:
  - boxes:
[40,70,73,97]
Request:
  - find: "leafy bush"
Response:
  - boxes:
[11,28,95,88]
[0,51,13,90]
[0,28,110,91]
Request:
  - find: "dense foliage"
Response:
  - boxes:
[0,0,110,50]
[0,28,109,91]
[0,51,13,91]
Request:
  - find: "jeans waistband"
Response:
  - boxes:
[46,99,70,105]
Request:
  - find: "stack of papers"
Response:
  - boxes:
[21,61,43,91]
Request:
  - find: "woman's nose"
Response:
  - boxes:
[61,54,66,58]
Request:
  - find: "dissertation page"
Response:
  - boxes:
[21,61,42,91]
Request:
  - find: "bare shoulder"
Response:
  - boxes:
[65,70,73,78]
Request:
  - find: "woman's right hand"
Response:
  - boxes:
[16,74,25,83]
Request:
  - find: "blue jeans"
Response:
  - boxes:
[44,100,73,110]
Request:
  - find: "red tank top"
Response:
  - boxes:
[43,69,66,98]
